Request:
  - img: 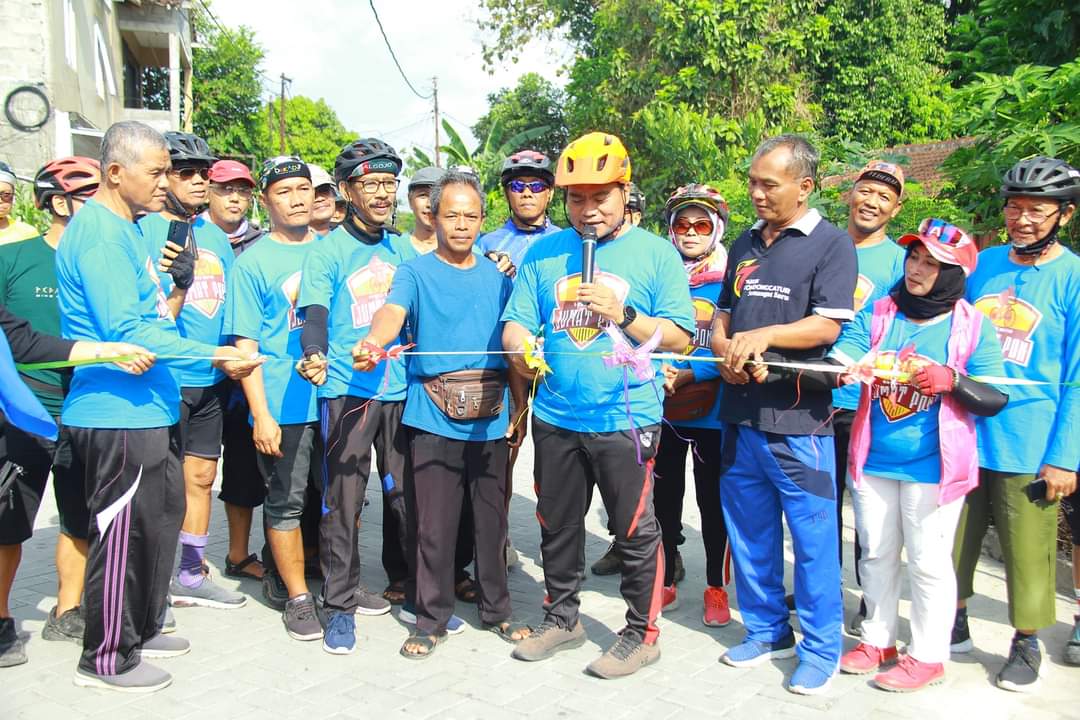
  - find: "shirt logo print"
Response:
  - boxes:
[186,248,226,320]
[871,350,939,422]
[733,259,758,298]
[551,271,630,350]
[854,274,875,311]
[145,256,171,319]
[347,256,396,329]
[974,286,1042,366]
[281,271,304,331]
[685,297,716,354]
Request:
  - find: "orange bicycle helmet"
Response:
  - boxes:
[33,156,101,209]
[554,132,632,187]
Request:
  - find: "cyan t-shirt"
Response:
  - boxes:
[669,277,724,431]
[387,252,513,442]
[832,306,1004,483]
[967,246,1080,473]
[502,226,695,432]
[477,218,561,270]
[833,238,906,411]
[139,213,234,388]
[224,236,320,425]
[56,199,217,429]
[297,226,416,401]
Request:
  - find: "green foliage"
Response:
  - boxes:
[949,0,1080,85]
[406,119,552,192]
[11,183,49,235]
[478,0,597,68]
[261,96,356,171]
[942,60,1080,248]
[472,73,569,161]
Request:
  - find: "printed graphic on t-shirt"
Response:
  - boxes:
[974,287,1042,366]
[871,349,938,422]
[186,248,227,319]
[282,271,304,331]
[551,271,630,349]
[732,259,758,298]
[685,297,716,353]
[854,274,875,311]
[145,256,171,319]
[347,256,396,329]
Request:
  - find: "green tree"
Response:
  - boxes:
[260,96,356,171]
[406,119,551,192]
[472,73,569,161]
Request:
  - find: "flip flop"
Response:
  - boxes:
[224,553,264,580]
[383,580,406,605]
[484,619,532,644]
[400,631,445,660]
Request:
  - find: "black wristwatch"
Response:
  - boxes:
[618,305,637,329]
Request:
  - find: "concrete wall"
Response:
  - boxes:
[0,0,53,177]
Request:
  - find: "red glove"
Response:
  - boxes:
[912,364,956,396]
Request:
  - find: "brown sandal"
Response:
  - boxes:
[454,575,479,603]
[383,580,406,605]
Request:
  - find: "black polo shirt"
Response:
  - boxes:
[717,209,857,435]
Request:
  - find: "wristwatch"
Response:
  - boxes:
[618,305,637,329]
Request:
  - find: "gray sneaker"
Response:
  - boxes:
[511,620,587,662]
[169,576,246,609]
[283,594,323,641]
[42,606,85,643]
[590,542,621,576]
[354,585,391,616]
[73,660,172,693]
[586,630,661,679]
[0,617,27,667]
[139,633,191,659]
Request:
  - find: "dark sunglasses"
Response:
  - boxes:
[170,167,211,181]
[672,217,714,235]
[507,180,549,194]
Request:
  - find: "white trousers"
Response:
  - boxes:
[851,473,964,664]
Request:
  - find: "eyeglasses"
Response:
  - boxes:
[1003,204,1060,225]
[507,180,549,194]
[0,192,13,203]
[211,183,253,198]
[351,178,400,194]
[170,167,211,181]
[672,217,714,236]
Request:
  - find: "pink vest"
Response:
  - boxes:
[848,296,984,505]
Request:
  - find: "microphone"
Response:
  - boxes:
[581,226,597,284]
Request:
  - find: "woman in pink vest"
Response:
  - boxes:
[825,218,1008,692]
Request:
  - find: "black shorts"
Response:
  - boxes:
[0,422,90,544]
[1065,486,1080,547]
[219,384,265,508]
[179,381,228,460]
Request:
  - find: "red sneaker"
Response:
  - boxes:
[702,586,731,627]
[840,642,899,674]
[661,584,679,612]
[873,655,945,692]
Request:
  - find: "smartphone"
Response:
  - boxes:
[1024,478,1048,504]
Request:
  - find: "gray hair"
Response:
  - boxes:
[752,134,819,183]
[429,170,486,216]
[100,121,168,168]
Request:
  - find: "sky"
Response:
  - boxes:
[211,0,568,162]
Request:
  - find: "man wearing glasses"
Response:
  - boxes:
[478,150,561,268]
[138,132,245,611]
[952,156,1080,692]
[206,160,263,255]
[0,161,39,246]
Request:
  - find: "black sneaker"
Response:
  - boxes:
[0,617,27,667]
[996,633,1041,692]
[672,552,685,585]
[262,570,288,611]
[590,542,621,576]
[42,606,84,643]
[950,606,973,653]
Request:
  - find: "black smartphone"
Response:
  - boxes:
[1024,479,1048,504]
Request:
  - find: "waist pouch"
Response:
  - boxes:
[422,369,507,421]
[664,379,720,422]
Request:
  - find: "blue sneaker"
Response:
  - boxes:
[788,661,834,695]
[322,611,356,655]
[721,633,796,667]
[399,604,465,635]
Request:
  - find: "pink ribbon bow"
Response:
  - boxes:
[602,324,663,381]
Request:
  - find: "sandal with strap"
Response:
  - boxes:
[383,580,406,605]
[484,619,532,644]
[400,631,445,660]
[454,575,479,603]
[224,553,264,580]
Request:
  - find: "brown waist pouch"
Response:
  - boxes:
[663,379,721,422]
[422,369,507,421]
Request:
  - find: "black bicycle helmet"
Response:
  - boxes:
[500,150,554,186]
[163,131,216,166]
[1000,156,1080,201]
[334,138,402,183]
[626,183,645,213]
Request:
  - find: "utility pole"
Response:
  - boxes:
[278,73,292,154]
[432,76,440,168]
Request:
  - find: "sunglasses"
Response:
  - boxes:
[170,167,211,181]
[672,217,714,236]
[918,217,969,246]
[507,180,549,194]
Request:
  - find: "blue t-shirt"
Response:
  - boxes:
[832,306,1004,483]
[386,252,513,441]
[669,277,725,430]
[477,218,561,269]
[502,226,695,432]
[967,246,1080,473]
[139,213,234,388]
[224,236,320,425]
[833,238,906,411]
[56,199,217,429]
[297,226,416,401]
